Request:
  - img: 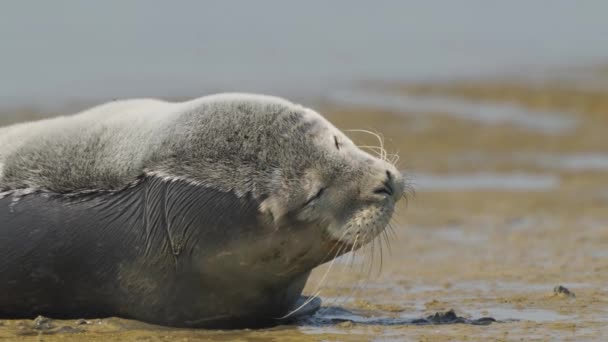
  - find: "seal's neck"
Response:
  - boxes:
[133,176,328,279]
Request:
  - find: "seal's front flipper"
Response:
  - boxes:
[275,296,322,324]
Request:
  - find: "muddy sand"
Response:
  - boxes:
[1,70,607,341]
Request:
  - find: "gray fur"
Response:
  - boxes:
[0,93,406,241]
[0,94,299,194]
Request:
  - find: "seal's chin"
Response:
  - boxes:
[323,222,392,262]
[324,202,395,256]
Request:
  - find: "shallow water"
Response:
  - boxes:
[327,88,578,134]
[411,172,560,192]
[464,307,571,323]
[449,152,608,171]
[535,153,608,171]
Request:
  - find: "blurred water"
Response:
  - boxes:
[412,172,560,191]
[1,0,608,110]
[450,152,608,171]
[327,88,577,133]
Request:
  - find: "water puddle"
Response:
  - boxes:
[591,250,608,259]
[431,227,489,245]
[465,307,573,323]
[447,281,587,294]
[326,88,578,134]
[302,307,498,331]
[531,153,608,171]
[369,280,586,298]
[300,304,570,336]
[411,172,559,192]
[449,152,608,171]
[504,216,544,231]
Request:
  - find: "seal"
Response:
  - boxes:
[0,93,407,328]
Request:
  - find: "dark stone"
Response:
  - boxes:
[554,285,575,298]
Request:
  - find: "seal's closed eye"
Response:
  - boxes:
[304,187,325,207]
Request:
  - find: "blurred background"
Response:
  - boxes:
[2,1,608,111]
[1,1,607,340]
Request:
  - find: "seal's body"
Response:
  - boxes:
[0,94,406,328]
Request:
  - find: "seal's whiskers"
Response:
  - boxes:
[328,233,381,310]
[277,237,349,319]
[325,215,399,311]
[304,226,363,312]
[278,223,358,319]
[346,129,388,163]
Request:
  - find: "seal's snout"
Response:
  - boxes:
[369,162,405,203]
[373,170,395,197]
[390,169,408,201]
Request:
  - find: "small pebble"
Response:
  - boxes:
[33,315,53,330]
[554,285,575,298]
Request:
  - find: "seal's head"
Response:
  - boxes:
[256,104,406,251]
[158,94,407,256]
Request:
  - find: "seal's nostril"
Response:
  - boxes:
[385,180,394,196]
[374,179,394,197]
[374,186,391,196]
[378,170,395,197]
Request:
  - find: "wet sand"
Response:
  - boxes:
[1,69,608,341]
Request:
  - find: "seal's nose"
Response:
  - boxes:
[372,169,404,201]
[373,170,394,196]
